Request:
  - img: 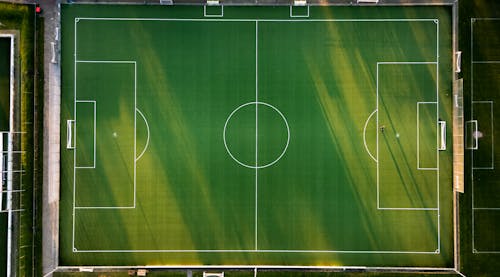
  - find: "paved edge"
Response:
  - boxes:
[41,0,61,276]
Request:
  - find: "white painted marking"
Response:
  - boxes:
[363,109,378,162]
[223,102,290,170]
[135,108,150,162]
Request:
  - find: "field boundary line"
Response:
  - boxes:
[75,17,438,23]
[55,265,457,271]
[70,16,443,255]
[72,249,440,254]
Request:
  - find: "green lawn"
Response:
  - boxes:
[60,4,453,268]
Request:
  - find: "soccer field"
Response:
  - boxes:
[60,4,454,268]
[470,18,500,253]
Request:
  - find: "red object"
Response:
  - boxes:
[35,6,41,13]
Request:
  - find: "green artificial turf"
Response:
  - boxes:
[469,16,500,256]
[60,4,453,268]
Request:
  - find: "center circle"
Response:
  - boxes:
[223,101,290,169]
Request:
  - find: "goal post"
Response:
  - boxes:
[438,120,446,151]
[67,119,75,149]
[293,0,307,5]
[465,120,478,150]
[204,1,223,17]
[203,273,224,277]
[290,2,309,18]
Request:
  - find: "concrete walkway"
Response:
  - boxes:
[39,0,61,276]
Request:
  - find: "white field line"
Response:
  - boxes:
[471,18,475,253]
[56,265,456,271]
[76,17,438,23]
[376,63,380,209]
[203,5,224,18]
[378,207,438,211]
[134,61,137,208]
[76,60,136,63]
[471,18,500,20]
[135,108,150,162]
[472,100,494,103]
[72,19,78,251]
[223,101,290,169]
[377,61,437,65]
[376,62,439,213]
[73,249,440,254]
[472,61,500,64]
[75,206,135,210]
[474,250,500,254]
[71,17,443,254]
[254,20,258,251]
[72,55,137,235]
[435,19,441,252]
[289,5,310,18]
[471,101,494,170]
[363,109,378,162]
